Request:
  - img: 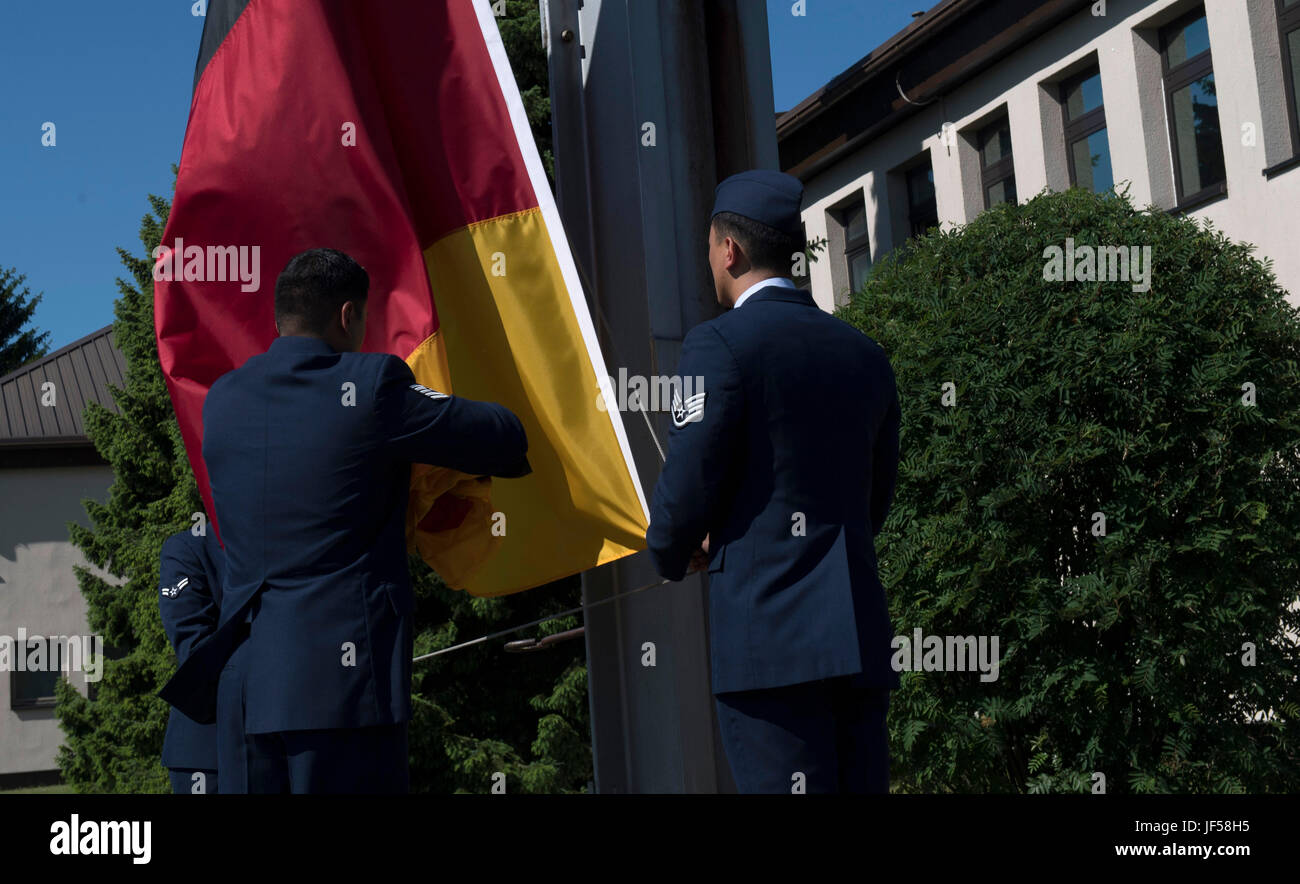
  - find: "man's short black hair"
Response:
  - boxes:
[711,211,803,276]
[274,248,369,334]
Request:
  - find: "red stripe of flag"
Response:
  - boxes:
[157,0,539,542]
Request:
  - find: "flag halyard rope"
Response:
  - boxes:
[412,576,672,662]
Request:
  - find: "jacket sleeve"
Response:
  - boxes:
[158,534,220,666]
[646,323,743,581]
[373,354,531,478]
[870,359,901,538]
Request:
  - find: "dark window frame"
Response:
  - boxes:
[834,199,871,292]
[1160,9,1227,206]
[905,162,939,237]
[978,117,1017,209]
[1278,0,1300,155]
[9,642,61,710]
[1060,68,1110,189]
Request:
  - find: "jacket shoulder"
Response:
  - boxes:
[206,365,238,398]
[684,314,741,353]
[824,313,891,360]
[161,530,202,564]
[205,351,266,404]
[354,350,406,367]
[353,351,412,380]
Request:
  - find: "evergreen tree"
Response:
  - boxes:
[0,267,52,375]
[410,565,591,794]
[56,192,196,793]
[497,0,554,182]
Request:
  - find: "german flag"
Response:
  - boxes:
[154,0,648,595]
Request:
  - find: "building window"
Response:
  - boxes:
[1279,0,1300,154]
[978,117,1017,208]
[10,643,60,709]
[1161,10,1225,204]
[906,163,939,236]
[834,199,872,293]
[1061,68,1114,192]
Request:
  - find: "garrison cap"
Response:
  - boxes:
[711,169,804,240]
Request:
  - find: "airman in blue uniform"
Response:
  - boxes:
[158,526,225,794]
[161,248,530,793]
[647,170,901,794]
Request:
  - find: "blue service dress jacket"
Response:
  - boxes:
[160,334,530,731]
[158,529,225,770]
[646,283,902,694]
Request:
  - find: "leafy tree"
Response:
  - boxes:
[58,3,591,792]
[839,186,1300,793]
[0,267,52,375]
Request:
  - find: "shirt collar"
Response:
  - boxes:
[733,277,796,310]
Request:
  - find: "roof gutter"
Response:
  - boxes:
[778,0,1094,182]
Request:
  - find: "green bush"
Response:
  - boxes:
[839,186,1300,793]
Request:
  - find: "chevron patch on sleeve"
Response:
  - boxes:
[410,383,449,401]
[671,390,706,428]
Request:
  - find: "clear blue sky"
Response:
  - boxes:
[766,0,926,111]
[0,0,926,353]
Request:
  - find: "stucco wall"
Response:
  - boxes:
[800,0,1300,310]
[0,463,115,777]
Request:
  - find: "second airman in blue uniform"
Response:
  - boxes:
[647,170,902,794]
[158,526,225,794]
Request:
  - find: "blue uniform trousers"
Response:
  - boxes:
[714,674,890,794]
[216,636,409,794]
[168,769,219,794]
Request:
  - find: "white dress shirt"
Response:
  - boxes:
[732,276,797,310]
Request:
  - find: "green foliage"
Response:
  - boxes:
[806,235,829,262]
[496,0,553,183]
[838,186,1300,793]
[0,266,52,375]
[56,191,195,793]
[410,563,592,793]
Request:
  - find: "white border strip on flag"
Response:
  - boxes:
[470,0,650,522]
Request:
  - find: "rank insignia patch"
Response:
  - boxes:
[410,383,449,401]
[161,576,189,599]
[672,390,706,428]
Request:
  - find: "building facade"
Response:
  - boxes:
[0,326,123,788]
[778,0,1300,311]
